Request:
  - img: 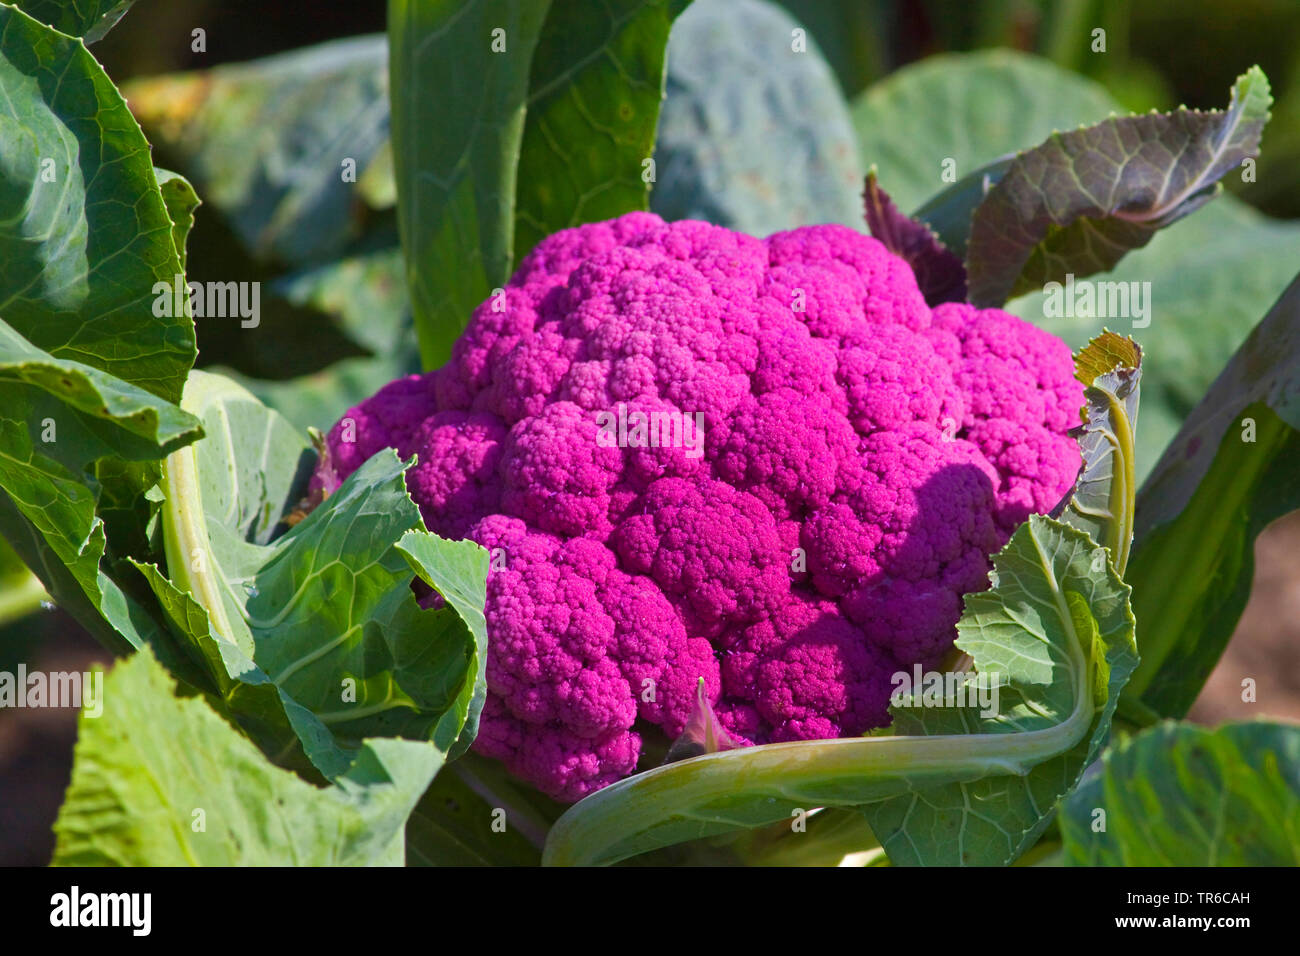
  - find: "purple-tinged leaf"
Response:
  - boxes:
[966,67,1272,307]
[663,678,739,764]
[863,170,967,306]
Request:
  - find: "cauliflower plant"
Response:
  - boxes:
[312,213,1084,802]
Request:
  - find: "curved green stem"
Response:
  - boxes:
[544,599,1093,866]
[1106,386,1137,577]
[159,440,240,646]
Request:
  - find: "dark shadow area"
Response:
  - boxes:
[0,609,113,865]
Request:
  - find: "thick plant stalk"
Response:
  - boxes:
[1061,332,1142,577]
[158,439,240,647]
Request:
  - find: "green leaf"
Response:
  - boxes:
[144,371,488,775]
[0,496,173,668]
[849,50,1300,483]
[219,343,419,436]
[1124,274,1300,719]
[0,320,200,453]
[650,0,864,236]
[861,518,1136,866]
[851,50,1118,215]
[154,168,200,272]
[271,246,409,357]
[52,647,443,866]
[394,529,489,758]
[130,558,352,778]
[123,35,393,268]
[965,66,1272,306]
[171,369,311,549]
[126,47,412,362]
[1056,332,1141,575]
[13,0,135,42]
[388,0,551,369]
[0,316,201,655]
[1060,721,1300,865]
[1013,192,1300,482]
[0,4,195,402]
[910,156,1014,259]
[880,60,1272,298]
[542,515,1136,866]
[512,0,690,260]
[405,752,563,866]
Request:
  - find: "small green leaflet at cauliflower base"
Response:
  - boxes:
[310,213,1085,802]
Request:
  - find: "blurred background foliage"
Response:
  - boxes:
[79,0,1300,464]
[768,0,1300,218]
[43,0,1287,435]
[79,0,1300,413]
[90,0,1300,217]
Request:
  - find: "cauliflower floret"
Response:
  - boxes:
[931,302,1083,530]
[315,213,1084,801]
[613,477,790,637]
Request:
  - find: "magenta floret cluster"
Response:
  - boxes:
[314,212,1084,801]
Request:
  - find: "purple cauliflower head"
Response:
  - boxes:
[312,213,1084,802]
